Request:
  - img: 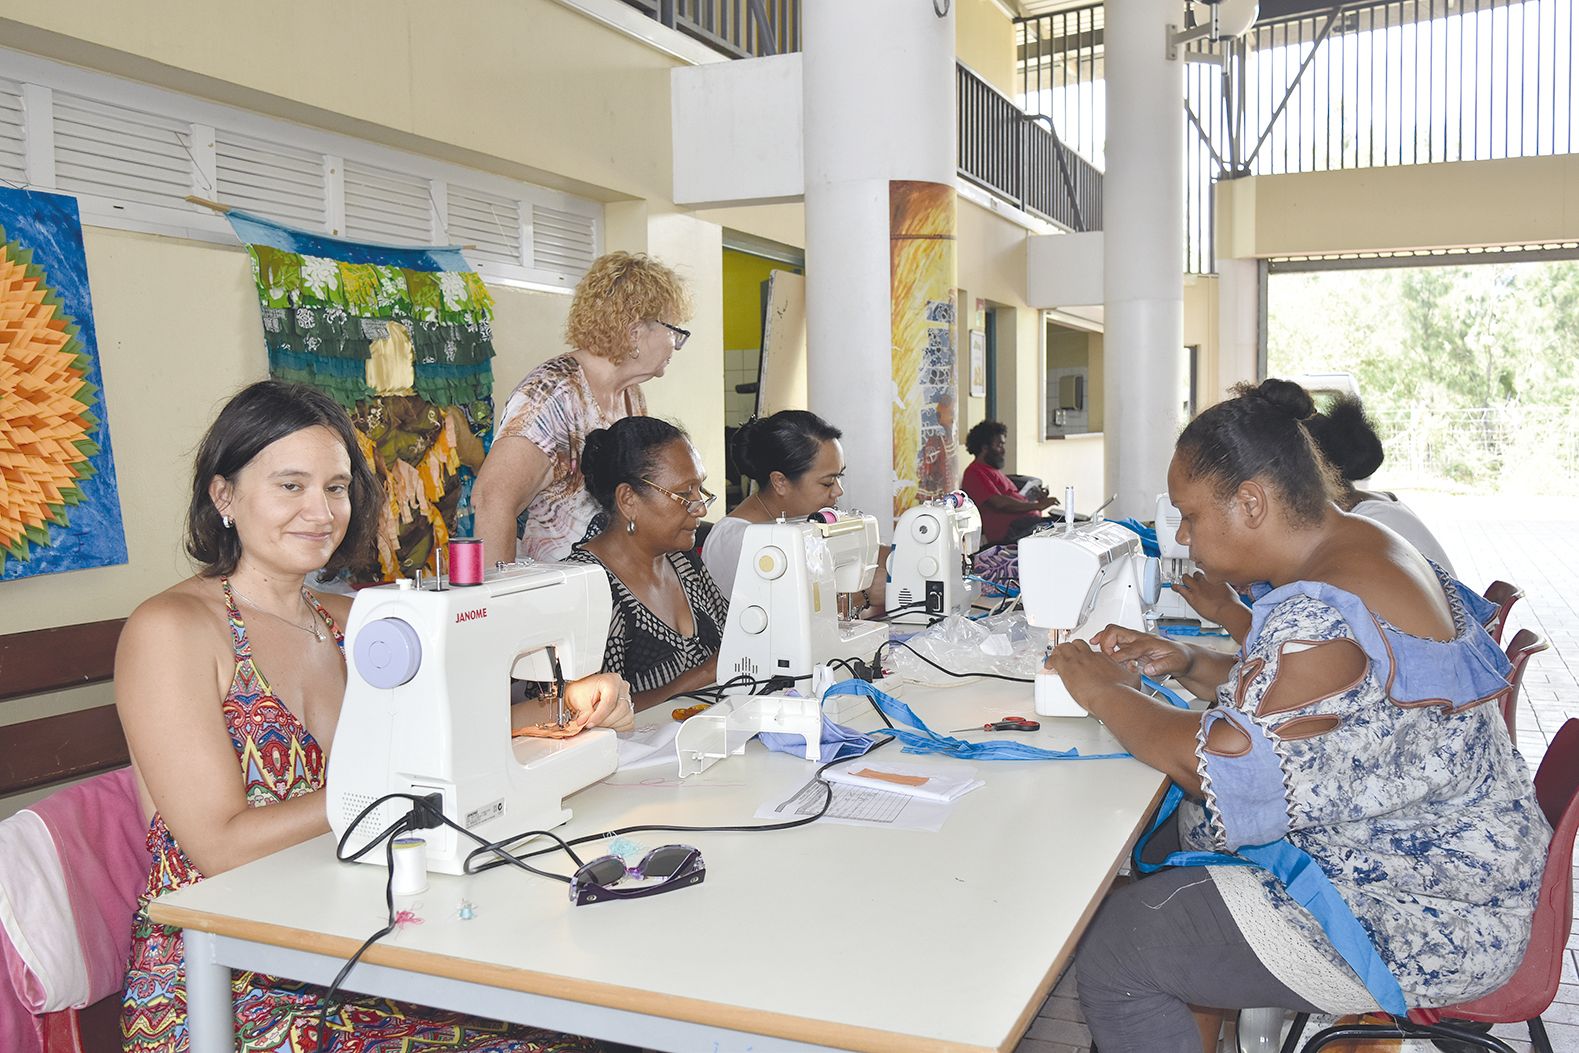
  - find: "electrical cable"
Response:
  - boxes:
[877,638,1036,685]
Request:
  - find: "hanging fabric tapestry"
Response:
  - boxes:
[225,211,494,585]
[0,186,127,580]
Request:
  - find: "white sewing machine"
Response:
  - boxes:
[1019,517,1150,717]
[717,511,889,690]
[888,492,983,625]
[327,561,617,875]
[1146,494,1223,629]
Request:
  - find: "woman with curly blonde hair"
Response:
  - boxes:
[473,251,693,563]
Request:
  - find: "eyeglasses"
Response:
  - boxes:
[641,478,717,516]
[655,320,690,350]
[569,844,705,906]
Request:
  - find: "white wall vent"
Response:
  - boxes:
[0,77,24,188]
[531,203,598,276]
[52,93,193,209]
[447,184,522,266]
[344,160,433,246]
[214,129,326,232]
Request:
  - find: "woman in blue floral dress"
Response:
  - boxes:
[1048,379,1549,1053]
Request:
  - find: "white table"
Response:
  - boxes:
[151,678,1167,1053]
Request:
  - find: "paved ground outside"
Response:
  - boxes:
[1018,494,1579,1053]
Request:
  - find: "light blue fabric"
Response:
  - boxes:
[1198,708,1290,848]
[226,209,473,272]
[758,714,879,763]
[1242,566,1510,710]
[1135,784,1410,1017]
[821,677,1187,762]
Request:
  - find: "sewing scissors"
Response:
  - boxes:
[949,715,1041,734]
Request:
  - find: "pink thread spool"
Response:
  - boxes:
[448,538,485,586]
[808,507,839,524]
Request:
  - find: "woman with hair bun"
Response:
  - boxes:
[1306,392,1454,573]
[566,416,729,709]
[1178,385,1455,637]
[1049,378,1545,1053]
[704,411,886,616]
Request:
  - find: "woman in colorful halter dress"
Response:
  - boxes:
[117,381,634,1053]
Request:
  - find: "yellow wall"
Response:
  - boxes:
[1217,154,1579,259]
[955,0,1018,97]
[722,250,784,350]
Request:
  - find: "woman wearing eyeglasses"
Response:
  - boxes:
[566,416,729,710]
[472,251,693,566]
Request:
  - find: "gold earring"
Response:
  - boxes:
[626,517,637,535]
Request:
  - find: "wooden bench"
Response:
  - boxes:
[0,617,130,1053]
[0,618,128,798]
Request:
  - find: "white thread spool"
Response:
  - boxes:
[391,836,429,896]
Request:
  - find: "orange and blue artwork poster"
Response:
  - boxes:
[890,179,959,518]
[0,186,127,581]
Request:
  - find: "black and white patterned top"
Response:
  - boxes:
[564,547,729,695]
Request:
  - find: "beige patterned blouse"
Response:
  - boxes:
[496,354,646,561]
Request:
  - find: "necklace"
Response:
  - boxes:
[229,582,326,642]
[753,491,783,521]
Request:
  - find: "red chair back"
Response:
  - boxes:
[1498,629,1549,741]
[1412,718,1579,1026]
[1482,580,1524,645]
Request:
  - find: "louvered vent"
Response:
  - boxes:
[53,93,193,208]
[214,129,326,231]
[344,160,433,246]
[0,78,24,188]
[447,184,522,266]
[532,203,597,278]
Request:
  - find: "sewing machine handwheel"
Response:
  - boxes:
[910,513,940,543]
[753,546,787,580]
[354,617,423,688]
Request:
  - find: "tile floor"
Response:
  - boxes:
[1017,495,1579,1053]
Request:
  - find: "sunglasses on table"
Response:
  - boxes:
[569,844,705,906]
[641,478,717,516]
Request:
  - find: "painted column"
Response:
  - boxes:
[1103,0,1186,517]
[802,0,956,530]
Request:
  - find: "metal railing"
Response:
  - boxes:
[1019,0,1579,272]
[958,63,1104,232]
[619,0,800,59]
[1370,405,1579,493]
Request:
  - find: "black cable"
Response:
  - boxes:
[876,638,1035,685]
[464,737,895,875]
[314,817,406,1053]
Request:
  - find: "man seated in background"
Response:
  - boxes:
[960,420,1060,546]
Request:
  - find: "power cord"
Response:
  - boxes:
[876,638,1036,685]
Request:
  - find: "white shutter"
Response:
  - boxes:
[447,184,522,266]
[344,160,434,245]
[531,203,597,277]
[52,92,194,208]
[214,129,327,231]
[0,77,23,188]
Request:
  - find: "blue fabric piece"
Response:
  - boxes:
[1242,567,1510,711]
[1456,580,1499,628]
[1198,708,1291,848]
[1133,784,1409,1017]
[758,713,879,763]
[1112,517,1161,557]
[820,678,1189,762]
[226,209,473,272]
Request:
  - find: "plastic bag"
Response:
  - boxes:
[885,611,1047,686]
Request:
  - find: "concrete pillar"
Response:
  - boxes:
[1215,256,1260,401]
[1103,0,1185,517]
[802,0,956,530]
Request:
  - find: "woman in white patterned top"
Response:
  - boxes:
[565,416,729,710]
[1047,379,1547,1053]
[472,252,692,565]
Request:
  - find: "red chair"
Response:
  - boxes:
[1287,717,1579,1053]
[1499,629,1550,741]
[1482,580,1524,645]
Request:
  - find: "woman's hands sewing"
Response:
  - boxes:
[1045,638,1141,715]
[511,672,636,738]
